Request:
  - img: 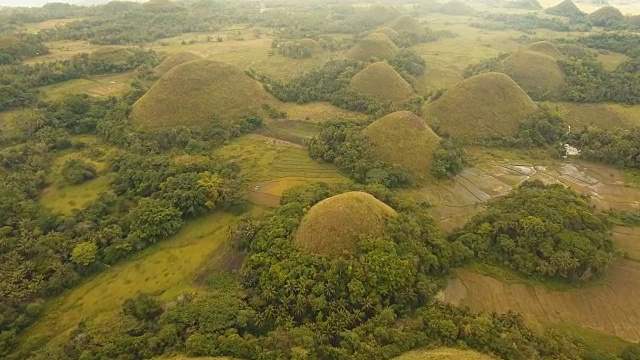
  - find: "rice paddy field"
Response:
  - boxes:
[213,134,348,207]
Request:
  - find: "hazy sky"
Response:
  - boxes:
[0,0,117,7]
[0,0,78,6]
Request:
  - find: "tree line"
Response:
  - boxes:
[0,48,160,112]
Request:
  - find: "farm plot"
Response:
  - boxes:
[214,134,348,207]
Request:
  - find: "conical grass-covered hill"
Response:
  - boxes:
[349,62,413,104]
[545,0,585,18]
[372,26,400,41]
[501,48,566,99]
[132,59,275,129]
[346,33,399,61]
[393,348,496,360]
[293,192,397,257]
[363,111,440,182]
[388,15,425,35]
[589,6,625,27]
[154,52,202,76]
[421,72,539,141]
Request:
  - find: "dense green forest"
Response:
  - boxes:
[23,183,625,360]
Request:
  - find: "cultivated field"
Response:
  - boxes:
[214,134,348,207]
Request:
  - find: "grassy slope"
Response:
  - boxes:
[294,191,397,256]
[19,210,247,349]
[502,49,566,98]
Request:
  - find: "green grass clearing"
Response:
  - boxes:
[40,136,116,215]
[0,109,24,138]
[38,71,134,101]
[148,31,327,82]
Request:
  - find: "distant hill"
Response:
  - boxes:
[589,6,625,26]
[505,0,543,10]
[502,46,566,99]
[133,59,275,129]
[545,0,586,17]
[154,52,202,76]
[346,33,399,61]
[388,15,425,34]
[293,192,397,257]
[421,72,539,141]
[349,62,413,104]
[372,27,400,40]
[363,111,440,182]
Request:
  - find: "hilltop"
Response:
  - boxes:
[545,0,585,18]
[363,111,440,182]
[346,33,399,61]
[421,72,539,141]
[349,62,413,104]
[154,52,202,76]
[388,15,425,34]
[293,192,397,257]
[502,48,566,99]
[132,59,274,129]
[372,26,400,41]
[589,6,625,26]
[525,41,564,60]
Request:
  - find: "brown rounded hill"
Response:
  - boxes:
[364,111,440,182]
[421,72,538,141]
[349,62,413,104]
[388,15,425,34]
[154,52,202,76]
[89,46,134,63]
[372,27,400,40]
[393,348,495,360]
[346,33,399,61]
[502,48,566,98]
[525,41,563,60]
[133,59,274,129]
[294,192,397,257]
